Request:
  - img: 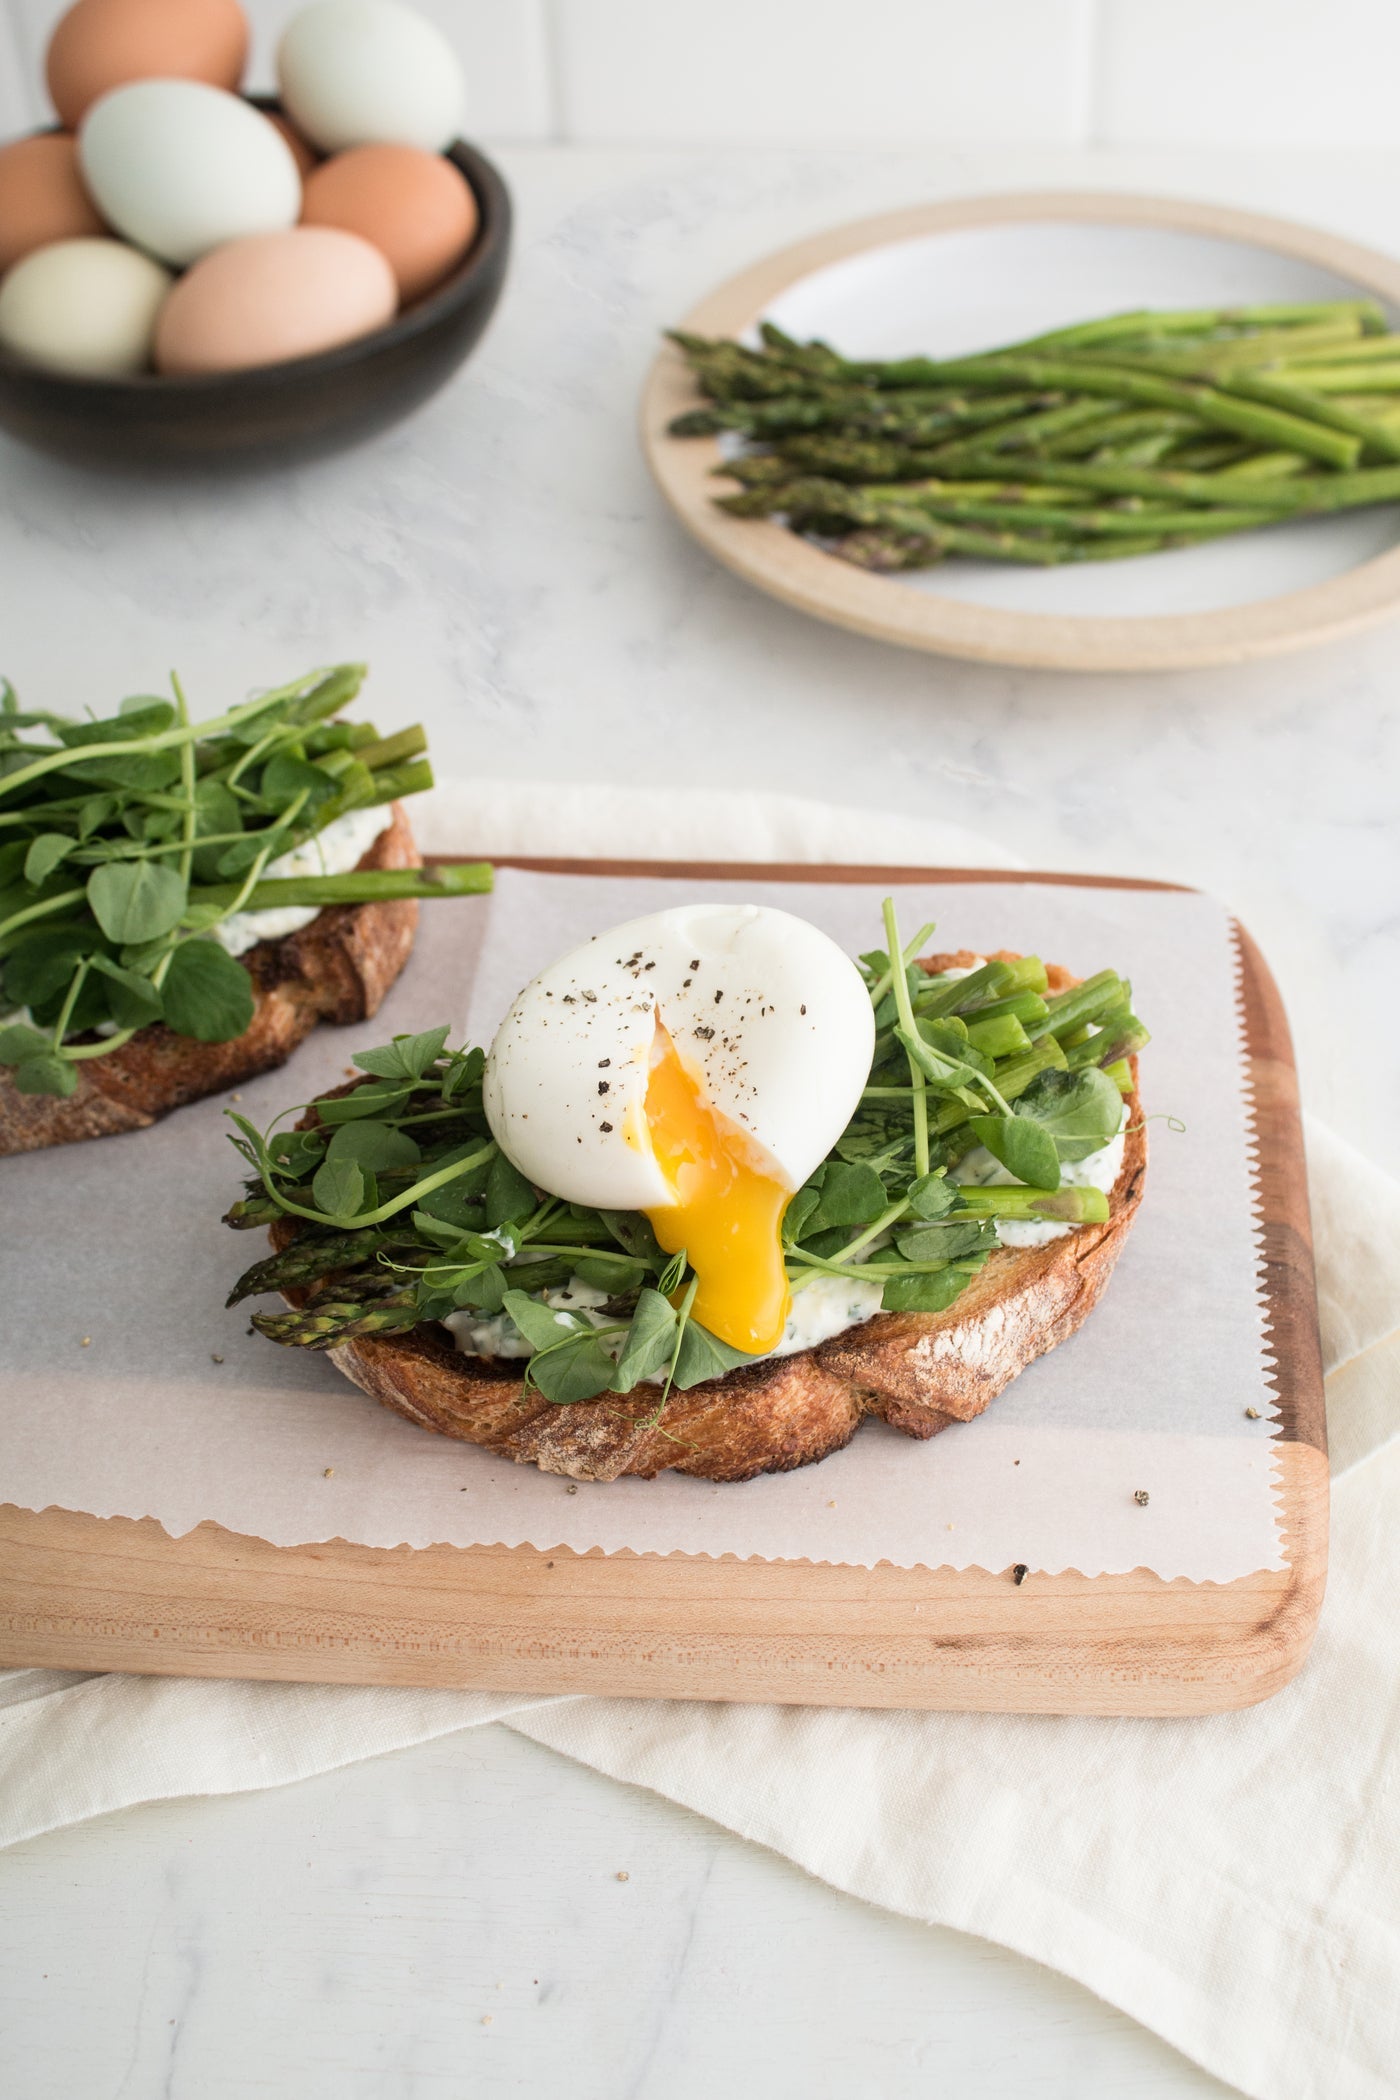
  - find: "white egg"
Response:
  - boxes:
[79,80,301,268]
[0,237,172,375]
[483,904,875,1212]
[277,0,465,154]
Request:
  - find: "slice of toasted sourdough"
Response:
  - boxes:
[0,801,420,1155]
[276,949,1146,1484]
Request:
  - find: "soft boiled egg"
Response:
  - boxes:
[483,905,875,1357]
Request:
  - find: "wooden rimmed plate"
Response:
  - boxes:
[642,191,1400,671]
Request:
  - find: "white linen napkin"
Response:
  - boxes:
[2,782,1397,2100]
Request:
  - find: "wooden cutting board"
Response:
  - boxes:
[0,861,1327,1716]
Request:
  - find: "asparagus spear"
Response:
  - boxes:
[1040,408,1200,458]
[852,357,1363,468]
[189,862,492,915]
[252,1293,422,1347]
[226,1228,404,1306]
[952,1185,1110,1224]
[996,299,1386,355]
[829,527,948,572]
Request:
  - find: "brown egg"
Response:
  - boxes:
[46,0,249,129]
[265,109,320,181]
[0,133,107,274]
[154,225,397,374]
[301,144,477,305]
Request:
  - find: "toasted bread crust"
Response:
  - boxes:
[0,803,420,1155]
[289,950,1146,1483]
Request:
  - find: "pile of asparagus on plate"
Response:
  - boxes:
[666,299,1400,570]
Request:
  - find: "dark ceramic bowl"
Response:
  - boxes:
[0,113,512,469]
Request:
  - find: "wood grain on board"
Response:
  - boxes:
[641,191,1400,672]
[0,863,1328,1715]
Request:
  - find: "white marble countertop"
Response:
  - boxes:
[1,1722,1236,2099]
[2,141,1395,2095]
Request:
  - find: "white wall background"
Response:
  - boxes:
[4,0,1400,149]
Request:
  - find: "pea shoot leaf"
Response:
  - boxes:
[656,1248,687,1297]
[260,754,339,816]
[88,952,164,1028]
[1014,1066,1124,1161]
[0,1022,51,1066]
[191,780,243,882]
[672,1319,757,1389]
[77,796,118,840]
[485,1150,537,1228]
[893,1219,996,1263]
[907,1171,954,1219]
[62,747,182,791]
[14,1052,77,1098]
[160,938,255,1042]
[312,1156,371,1220]
[23,834,73,886]
[412,1183,486,1232]
[527,1329,625,1406]
[882,1256,991,1314]
[601,1209,666,1266]
[803,1160,887,1233]
[269,1128,326,1178]
[326,1119,422,1172]
[781,1184,822,1248]
[315,1082,415,1124]
[215,827,292,877]
[87,859,186,944]
[967,1114,1061,1190]
[3,928,100,1008]
[441,1046,485,1102]
[56,701,174,747]
[352,1027,451,1082]
[450,1263,507,1313]
[501,1290,623,1405]
[573,1254,648,1295]
[611,1288,679,1392]
[895,1024,986,1095]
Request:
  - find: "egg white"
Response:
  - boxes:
[482,904,875,1212]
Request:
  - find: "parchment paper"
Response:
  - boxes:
[1,870,1282,1578]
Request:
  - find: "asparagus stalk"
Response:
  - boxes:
[1040,408,1200,458]
[1270,363,1400,394]
[1207,371,1400,462]
[189,861,494,914]
[964,1012,1032,1059]
[852,356,1363,468]
[922,457,1308,509]
[353,725,428,772]
[989,396,1132,450]
[899,496,1278,539]
[1030,970,1128,1039]
[829,527,948,571]
[952,1185,1110,1224]
[252,1294,421,1347]
[1064,1013,1151,1070]
[995,299,1386,356]
[671,392,1040,440]
[225,1228,404,1306]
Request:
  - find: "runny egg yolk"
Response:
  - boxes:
[638,1023,791,1355]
